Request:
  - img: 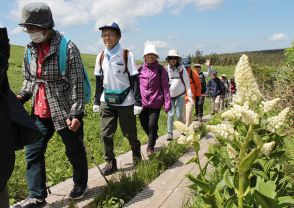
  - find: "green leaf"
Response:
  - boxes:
[253,133,264,147]
[239,148,261,172]
[215,180,226,191]
[186,173,211,193]
[224,193,237,208]
[251,169,269,180]
[278,196,294,206]
[255,177,277,199]
[264,159,275,173]
[223,169,234,188]
[253,190,278,208]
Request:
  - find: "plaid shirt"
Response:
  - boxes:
[20,30,84,130]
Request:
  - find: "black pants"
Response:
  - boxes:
[25,116,88,198]
[139,108,161,148]
[195,96,205,118]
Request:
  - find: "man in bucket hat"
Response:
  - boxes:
[15,2,88,207]
[93,22,142,175]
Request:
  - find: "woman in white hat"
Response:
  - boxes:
[165,49,193,140]
[138,44,171,155]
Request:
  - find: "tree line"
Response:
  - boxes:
[188,48,286,66]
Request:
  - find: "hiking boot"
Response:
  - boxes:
[167,132,173,141]
[198,116,203,122]
[13,197,46,208]
[102,159,117,176]
[146,146,154,157]
[69,185,89,200]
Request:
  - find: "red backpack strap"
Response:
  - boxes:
[99,51,104,75]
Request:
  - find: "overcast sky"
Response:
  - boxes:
[1,0,293,60]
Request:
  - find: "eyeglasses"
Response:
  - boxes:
[22,25,43,33]
[101,33,117,38]
[168,56,178,60]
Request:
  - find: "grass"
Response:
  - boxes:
[87,142,188,208]
[6,45,233,204]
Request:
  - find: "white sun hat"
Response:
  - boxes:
[143,44,159,58]
[165,49,182,62]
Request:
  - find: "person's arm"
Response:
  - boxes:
[67,41,84,120]
[182,66,193,101]
[161,66,171,112]
[0,28,9,89]
[128,51,142,107]
[203,59,213,78]
[18,47,33,103]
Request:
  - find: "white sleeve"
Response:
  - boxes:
[182,66,191,92]
[94,52,103,76]
[127,51,138,76]
[203,65,213,77]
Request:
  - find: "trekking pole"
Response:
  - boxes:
[84,143,109,184]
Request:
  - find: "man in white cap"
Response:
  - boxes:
[221,74,230,108]
[93,22,142,175]
[15,2,88,207]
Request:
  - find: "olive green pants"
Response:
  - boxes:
[100,103,141,161]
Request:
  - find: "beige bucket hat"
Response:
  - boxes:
[143,44,159,58]
[165,49,182,62]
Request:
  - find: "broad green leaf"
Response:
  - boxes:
[239,148,261,172]
[253,190,278,208]
[186,173,210,193]
[251,169,269,181]
[278,196,294,206]
[224,193,237,208]
[255,177,277,199]
[253,133,264,147]
[215,189,224,207]
[215,180,226,191]
[224,169,234,188]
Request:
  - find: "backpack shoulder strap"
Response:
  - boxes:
[99,51,104,75]
[59,37,70,76]
[123,49,129,74]
[26,48,31,65]
[179,68,186,88]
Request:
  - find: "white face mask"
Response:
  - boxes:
[28,31,47,43]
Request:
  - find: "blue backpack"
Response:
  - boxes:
[27,37,91,104]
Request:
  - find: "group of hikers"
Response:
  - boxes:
[0,2,236,208]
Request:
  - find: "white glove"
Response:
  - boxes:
[134,105,143,115]
[93,105,100,113]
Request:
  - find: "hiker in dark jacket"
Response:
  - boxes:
[0,27,16,208]
[15,3,88,207]
[138,44,171,156]
[1,27,42,208]
[206,70,224,114]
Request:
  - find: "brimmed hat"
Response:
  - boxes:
[222,74,227,77]
[19,2,54,29]
[99,22,121,36]
[165,49,182,62]
[194,63,201,67]
[144,44,159,58]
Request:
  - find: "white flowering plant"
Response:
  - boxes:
[182,55,293,208]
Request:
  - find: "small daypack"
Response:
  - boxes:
[99,49,131,104]
[27,37,92,104]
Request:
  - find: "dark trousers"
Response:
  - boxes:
[100,103,141,161]
[139,108,161,148]
[0,186,9,208]
[25,116,88,199]
[195,96,205,118]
